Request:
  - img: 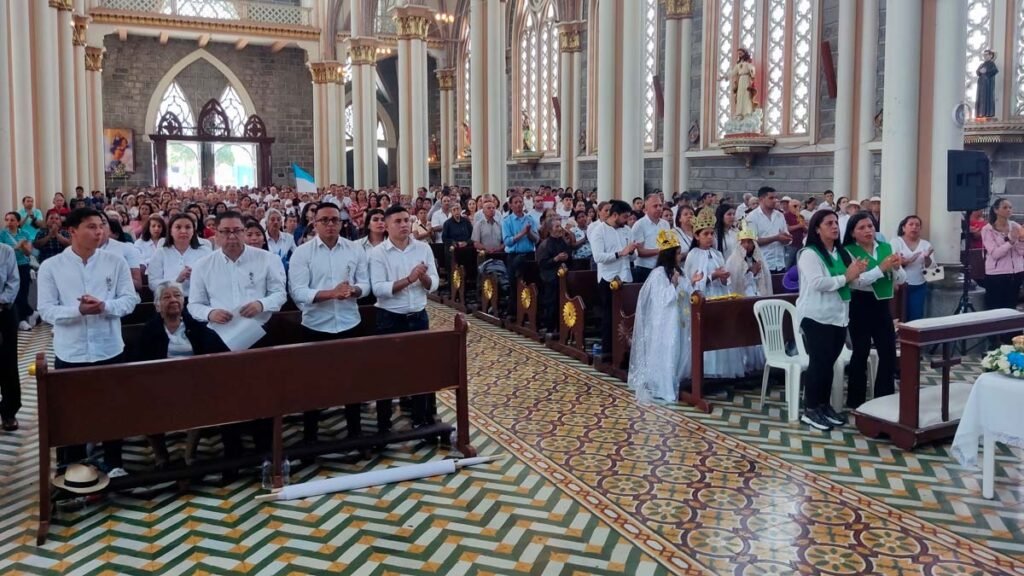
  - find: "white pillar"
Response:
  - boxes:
[597,0,643,201]
[9,0,38,205]
[856,0,878,201]
[326,79,342,185]
[85,46,105,192]
[558,22,582,189]
[312,82,323,185]
[485,0,506,197]
[73,15,91,190]
[661,1,693,197]
[34,0,63,202]
[349,39,379,190]
[0,0,15,213]
[930,0,968,265]
[470,0,486,196]
[879,0,921,239]
[676,17,691,196]
[437,69,455,186]
[57,3,78,194]
[831,0,856,201]
[336,45,348,187]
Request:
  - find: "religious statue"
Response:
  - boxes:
[976,50,999,119]
[521,111,535,152]
[728,48,757,120]
[429,134,440,162]
[462,121,471,157]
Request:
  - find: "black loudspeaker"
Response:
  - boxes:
[947,150,991,212]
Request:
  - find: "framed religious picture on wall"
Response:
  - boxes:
[103,128,134,174]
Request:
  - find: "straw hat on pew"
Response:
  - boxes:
[52,464,110,494]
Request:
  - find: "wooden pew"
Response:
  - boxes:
[35,314,473,544]
[771,273,787,294]
[595,281,643,381]
[546,266,599,363]
[473,252,507,327]
[686,292,798,412]
[854,309,1024,450]
[442,246,479,313]
[508,260,543,341]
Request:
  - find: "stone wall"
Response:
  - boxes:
[102,36,312,188]
[818,0,839,142]
[688,154,835,204]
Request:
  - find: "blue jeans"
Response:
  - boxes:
[905,282,928,322]
[375,309,434,428]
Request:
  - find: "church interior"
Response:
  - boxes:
[2,0,1024,574]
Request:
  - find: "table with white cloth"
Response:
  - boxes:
[951,371,1024,499]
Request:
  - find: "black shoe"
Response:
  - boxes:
[821,405,848,426]
[800,408,834,431]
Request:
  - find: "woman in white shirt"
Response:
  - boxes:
[713,203,738,261]
[671,205,696,260]
[134,215,166,266]
[796,210,866,431]
[891,215,933,321]
[359,208,387,252]
[146,213,212,294]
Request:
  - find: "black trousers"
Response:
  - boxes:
[984,272,1023,311]
[847,291,897,407]
[505,253,532,318]
[375,309,433,430]
[301,325,361,441]
[598,279,613,353]
[800,318,847,410]
[15,264,32,322]
[540,276,558,331]
[633,266,653,284]
[55,354,125,469]
[0,306,20,420]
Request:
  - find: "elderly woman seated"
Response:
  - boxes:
[137,281,227,467]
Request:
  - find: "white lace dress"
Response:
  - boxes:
[684,247,746,379]
[627,267,694,403]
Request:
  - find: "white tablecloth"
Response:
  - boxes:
[951,371,1024,467]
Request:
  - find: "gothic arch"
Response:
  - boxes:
[144,49,257,141]
[343,95,398,147]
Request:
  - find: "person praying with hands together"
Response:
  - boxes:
[591,200,638,358]
[981,198,1024,320]
[501,194,540,319]
[891,215,933,321]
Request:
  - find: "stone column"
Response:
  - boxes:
[85,46,105,192]
[9,0,37,205]
[558,22,583,190]
[831,0,855,201]
[597,0,643,201]
[660,0,693,198]
[395,6,433,198]
[929,0,968,265]
[470,0,507,198]
[855,0,878,201]
[35,0,63,201]
[56,0,79,194]
[349,38,379,190]
[0,0,14,212]
[310,61,344,186]
[436,68,456,186]
[73,15,90,190]
[879,0,921,239]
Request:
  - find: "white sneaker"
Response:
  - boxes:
[18,321,30,332]
[107,467,128,479]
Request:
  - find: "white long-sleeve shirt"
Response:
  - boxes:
[146,244,212,293]
[795,247,849,327]
[187,245,287,323]
[288,236,370,333]
[369,238,439,314]
[100,238,143,270]
[849,241,908,293]
[266,230,296,261]
[0,244,18,305]
[589,221,633,283]
[37,248,141,363]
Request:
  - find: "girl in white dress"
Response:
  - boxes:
[726,222,773,372]
[713,203,739,261]
[683,208,746,379]
[628,230,704,403]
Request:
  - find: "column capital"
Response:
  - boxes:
[393,6,435,41]
[558,22,584,53]
[84,46,104,72]
[349,37,381,66]
[72,15,89,47]
[436,68,456,91]
[309,61,345,84]
[664,0,694,19]
[49,0,73,10]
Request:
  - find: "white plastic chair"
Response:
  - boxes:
[829,346,879,411]
[753,299,807,422]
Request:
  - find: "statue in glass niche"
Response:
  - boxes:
[728,48,757,119]
[976,50,999,119]
[521,111,535,152]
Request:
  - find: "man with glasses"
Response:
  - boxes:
[288,203,370,442]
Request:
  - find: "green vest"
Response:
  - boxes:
[810,246,851,302]
[845,241,895,300]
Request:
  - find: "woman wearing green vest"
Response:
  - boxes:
[842,212,907,409]
[796,211,867,431]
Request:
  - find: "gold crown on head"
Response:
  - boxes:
[693,207,717,232]
[737,220,757,241]
[657,229,680,251]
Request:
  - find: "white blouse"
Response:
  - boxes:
[146,243,213,293]
[796,247,850,328]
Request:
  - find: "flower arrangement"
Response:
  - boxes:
[981,336,1024,378]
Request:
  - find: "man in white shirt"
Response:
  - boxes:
[745,186,792,273]
[0,243,19,431]
[38,207,141,474]
[590,200,637,356]
[734,193,754,221]
[369,204,440,432]
[630,194,670,283]
[430,195,451,243]
[265,208,296,263]
[289,202,370,441]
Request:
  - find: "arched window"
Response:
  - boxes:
[163,0,239,19]
[514,0,559,154]
[963,0,1024,119]
[707,0,817,140]
[156,81,195,131]
[461,47,471,157]
[220,86,247,136]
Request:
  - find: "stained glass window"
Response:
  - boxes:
[642,0,658,148]
[463,48,471,142]
[220,86,247,137]
[710,0,818,140]
[156,81,194,131]
[515,0,559,154]
[164,0,239,20]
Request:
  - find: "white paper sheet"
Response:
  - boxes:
[209,311,266,351]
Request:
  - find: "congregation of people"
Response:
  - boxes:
[0,181,1019,475]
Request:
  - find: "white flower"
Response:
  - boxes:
[998,359,1011,372]
[1000,345,1014,354]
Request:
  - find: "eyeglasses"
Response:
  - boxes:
[316,217,341,225]
[217,228,245,236]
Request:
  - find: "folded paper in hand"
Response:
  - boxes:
[209,311,266,351]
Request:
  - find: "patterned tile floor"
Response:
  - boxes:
[1,307,1023,574]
